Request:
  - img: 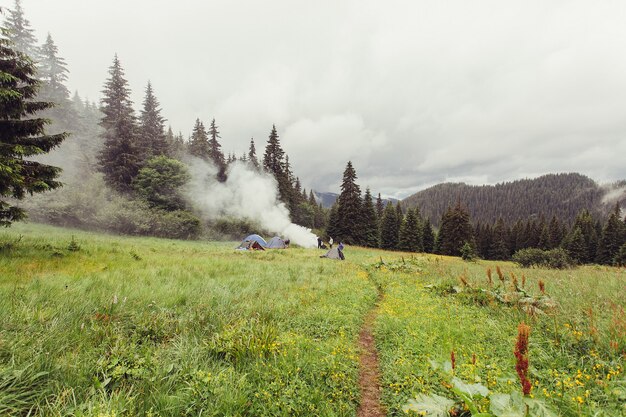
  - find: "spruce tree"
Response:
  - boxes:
[97,55,141,192]
[596,203,626,265]
[4,0,37,57]
[376,193,384,219]
[360,188,379,248]
[1,26,67,225]
[547,215,565,249]
[422,218,435,253]
[489,218,510,260]
[37,33,72,125]
[564,227,586,264]
[398,208,422,252]
[572,209,599,263]
[139,81,169,159]
[380,202,399,250]
[263,125,284,175]
[262,125,292,206]
[248,138,259,168]
[207,118,225,168]
[326,203,340,241]
[188,118,209,159]
[336,161,362,244]
[437,202,474,257]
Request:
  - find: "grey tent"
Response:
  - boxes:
[320,247,345,260]
[236,240,265,251]
[266,236,287,249]
[243,234,268,247]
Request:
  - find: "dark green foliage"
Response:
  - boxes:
[326,203,340,241]
[572,210,599,263]
[489,218,510,260]
[564,227,586,264]
[614,242,626,267]
[262,125,292,206]
[460,241,477,261]
[0,27,66,225]
[421,219,435,253]
[547,215,565,249]
[188,118,209,159]
[402,173,605,226]
[436,202,474,257]
[376,193,384,220]
[596,203,626,265]
[207,118,226,180]
[398,208,422,252]
[360,188,379,248]
[335,161,362,244]
[512,247,573,269]
[4,0,37,57]
[139,82,169,159]
[133,156,191,210]
[474,222,492,259]
[97,55,141,192]
[380,202,399,250]
[37,33,73,127]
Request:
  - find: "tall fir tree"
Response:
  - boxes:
[380,202,400,250]
[1,25,67,225]
[564,227,586,264]
[37,33,72,126]
[248,138,259,168]
[547,215,565,249]
[437,202,474,257]
[335,161,362,244]
[4,0,37,57]
[188,118,209,159]
[572,209,598,263]
[326,203,340,241]
[398,208,423,252]
[596,203,626,265]
[376,193,384,220]
[422,218,435,253]
[139,81,169,160]
[207,118,225,168]
[262,125,292,207]
[360,188,379,248]
[98,55,141,192]
[489,218,510,260]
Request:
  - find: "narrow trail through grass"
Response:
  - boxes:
[357,273,386,417]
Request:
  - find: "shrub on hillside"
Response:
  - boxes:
[208,217,265,240]
[512,247,574,269]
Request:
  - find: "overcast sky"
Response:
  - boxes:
[7,0,626,198]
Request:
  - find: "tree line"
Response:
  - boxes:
[328,162,626,266]
[1,0,325,235]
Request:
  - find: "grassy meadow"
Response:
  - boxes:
[1,223,624,416]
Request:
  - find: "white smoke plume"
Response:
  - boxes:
[601,184,626,205]
[186,158,317,248]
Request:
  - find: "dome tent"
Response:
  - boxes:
[266,236,287,249]
[242,234,267,247]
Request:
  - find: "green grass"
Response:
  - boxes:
[1,223,624,416]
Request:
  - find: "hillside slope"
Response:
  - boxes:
[402,173,625,225]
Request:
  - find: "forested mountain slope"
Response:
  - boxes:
[402,173,625,226]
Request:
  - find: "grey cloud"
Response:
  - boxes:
[22,0,626,198]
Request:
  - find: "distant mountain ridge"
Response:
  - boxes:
[402,173,626,226]
[313,191,398,208]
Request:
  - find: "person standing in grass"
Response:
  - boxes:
[317,236,322,249]
[329,236,333,249]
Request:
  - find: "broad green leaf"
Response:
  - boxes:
[402,393,455,417]
[524,398,560,417]
[452,376,489,398]
[489,393,525,417]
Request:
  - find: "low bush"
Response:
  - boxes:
[512,247,573,269]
